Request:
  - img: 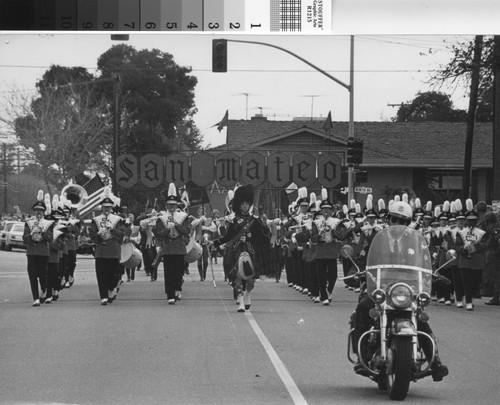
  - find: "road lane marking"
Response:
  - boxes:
[245,311,308,405]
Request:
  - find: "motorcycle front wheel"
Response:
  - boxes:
[386,336,413,401]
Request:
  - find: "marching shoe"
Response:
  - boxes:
[314,297,320,303]
[485,299,500,306]
[64,281,70,288]
[431,295,438,302]
[302,288,309,295]
[355,288,361,293]
[466,303,474,311]
[348,286,355,291]
[32,299,40,307]
[44,297,52,304]
[456,300,464,308]
[168,298,176,305]
[69,276,74,286]
[237,295,245,312]
[445,300,451,306]
[243,291,251,310]
[100,298,108,306]
[288,283,293,287]
[175,291,182,301]
[322,299,330,306]
[438,298,445,303]
[52,291,59,301]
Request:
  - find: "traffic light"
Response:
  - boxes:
[347,138,363,165]
[212,39,227,72]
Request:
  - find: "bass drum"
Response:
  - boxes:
[120,242,143,269]
[185,235,203,263]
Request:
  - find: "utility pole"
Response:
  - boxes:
[3,144,7,213]
[219,37,355,201]
[112,74,120,195]
[493,35,500,202]
[462,35,483,201]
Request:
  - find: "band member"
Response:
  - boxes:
[455,199,486,311]
[47,217,68,303]
[23,190,54,307]
[137,207,158,281]
[311,188,344,305]
[190,206,216,281]
[89,187,127,305]
[212,184,270,312]
[62,199,80,287]
[153,183,191,305]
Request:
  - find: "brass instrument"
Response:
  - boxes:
[61,183,88,210]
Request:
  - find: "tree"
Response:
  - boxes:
[393,91,467,122]
[95,44,201,153]
[427,36,494,122]
[0,65,113,191]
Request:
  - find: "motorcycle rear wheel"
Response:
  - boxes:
[387,336,412,401]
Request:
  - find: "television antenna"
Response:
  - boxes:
[299,94,328,121]
[233,92,261,120]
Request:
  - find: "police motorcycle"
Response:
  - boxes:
[346,223,450,400]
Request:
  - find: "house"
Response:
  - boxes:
[212,114,493,213]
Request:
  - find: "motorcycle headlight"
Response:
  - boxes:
[388,283,413,309]
[417,292,431,308]
[372,288,386,304]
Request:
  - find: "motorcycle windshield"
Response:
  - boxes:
[365,225,433,296]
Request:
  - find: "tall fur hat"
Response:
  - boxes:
[232,184,254,216]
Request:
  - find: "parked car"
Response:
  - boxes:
[5,222,27,251]
[0,221,17,250]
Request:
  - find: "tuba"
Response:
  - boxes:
[61,184,88,210]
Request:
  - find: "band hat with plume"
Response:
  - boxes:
[308,192,317,212]
[465,198,478,220]
[100,186,115,207]
[32,190,46,211]
[413,197,425,217]
[162,183,180,204]
[347,198,356,215]
[438,200,450,221]
[365,195,376,218]
[377,198,388,218]
[449,200,457,221]
[319,187,333,209]
[455,199,465,219]
[423,201,433,219]
[296,186,309,206]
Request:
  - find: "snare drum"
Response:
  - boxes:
[120,243,143,269]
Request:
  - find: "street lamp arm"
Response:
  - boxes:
[227,39,351,91]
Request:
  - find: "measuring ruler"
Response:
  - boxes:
[0,0,332,32]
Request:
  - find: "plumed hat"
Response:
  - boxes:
[162,183,180,204]
[296,187,309,207]
[365,196,376,218]
[423,201,433,219]
[232,184,254,216]
[455,199,465,220]
[347,199,356,215]
[308,192,318,212]
[32,190,46,211]
[438,201,450,221]
[465,198,478,220]
[100,186,115,207]
[413,198,425,217]
[319,187,333,209]
[377,198,388,218]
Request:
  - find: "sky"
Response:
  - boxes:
[0,1,498,148]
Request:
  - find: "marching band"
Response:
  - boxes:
[20,181,500,314]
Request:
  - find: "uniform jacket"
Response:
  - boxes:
[153,210,190,256]
[89,213,126,259]
[23,217,53,257]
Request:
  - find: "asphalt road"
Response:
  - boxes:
[1,248,499,405]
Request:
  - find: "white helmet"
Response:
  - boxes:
[389,201,413,220]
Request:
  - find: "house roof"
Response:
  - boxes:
[216,118,493,169]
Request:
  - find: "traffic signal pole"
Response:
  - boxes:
[214,36,355,201]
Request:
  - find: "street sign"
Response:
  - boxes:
[354,186,372,194]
